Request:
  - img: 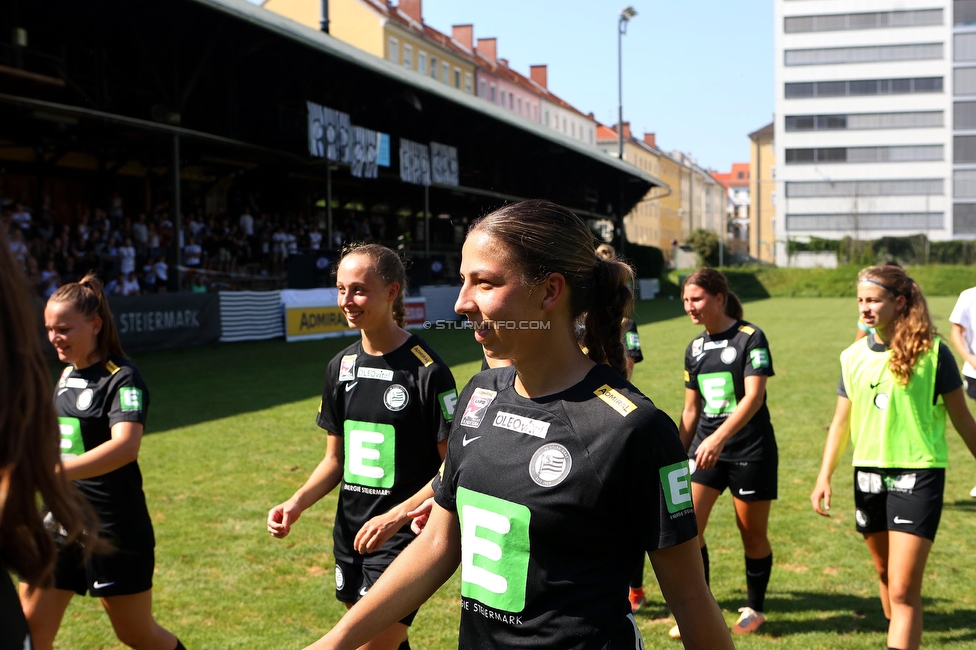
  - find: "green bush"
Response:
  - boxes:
[622,242,665,279]
[790,235,976,266]
[687,228,720,267]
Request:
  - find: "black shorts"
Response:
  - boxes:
[965,377,976,401]
[53,543,154,597]
[335,557,419,627]
[853,467,944,541]
[690,456,778,501]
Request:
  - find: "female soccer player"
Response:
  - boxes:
[268,243,457,650]
[19,272,186,650]
[0,231,98,650]
[674,268,777,637]
[811,265,976,650]
[306,200,733,650]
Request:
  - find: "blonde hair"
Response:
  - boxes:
[858,265,934,385]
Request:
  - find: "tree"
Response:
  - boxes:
[687,228,720,267]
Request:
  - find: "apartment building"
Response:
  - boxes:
[774,0,976,265]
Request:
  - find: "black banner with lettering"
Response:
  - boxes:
[108,293,220,352]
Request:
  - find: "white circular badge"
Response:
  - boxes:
[335,565,344,590]
[855,509,869,528]
[873,393,889,410]
[384,384,409,411]
[721,347,737,364]
[529,443,573,487]
[76,388,94,411]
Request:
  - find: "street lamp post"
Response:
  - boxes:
[618,6,636,255]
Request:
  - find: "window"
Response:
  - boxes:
[478,78,485,97]
[956,102,976,129]
[544,110,550,126]
[956,33,976,62]
[418,51,428,75]
[454,67,461,88]
[785,9,943,33]
[517,97,522,114]
[430,56,438,80]
[954,203,976,234]
[442,62,449,83]
[785,111,942,131]
[785,77,942,98]
[955,136,976,162]
[465,73,472,94]
[786,213,943,231]
[388,37,399,64]
[956,67,976,95]
[785,145,943,164]
[955,170,976,198]
[490,84,496,102]
[403,44,413,70]
[786,179,943,198]
[958,1,976,26]
[784,43,942,66]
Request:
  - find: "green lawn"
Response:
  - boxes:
[44,296,976,649]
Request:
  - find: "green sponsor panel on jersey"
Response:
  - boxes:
[660,460,693,514]
[457,487,531,613]
[750,348,770,369]
[58,417,84,458]
[438,389,458,422]
[625,331,640,350]
[119,387,143,412]
[698,372,737,415]
[343,420,396,489]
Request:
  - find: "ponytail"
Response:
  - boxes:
[581,257,635,377]
[48,271,126,363]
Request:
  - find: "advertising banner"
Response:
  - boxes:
[108,293,220,352]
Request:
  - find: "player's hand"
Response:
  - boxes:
[693,436,725,471]
[354,510,405,555]
[267,500,302,538]
[408,498,434,535]
[810,477,832,517]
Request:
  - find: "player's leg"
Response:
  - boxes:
[731,497,772,634]
[884,532,932,650]
[669,480,721,640]
[102,590,182,650]
[628,554,646,612]
[341,603,409,650]
[17,584,74,650]
[862,532,891,620]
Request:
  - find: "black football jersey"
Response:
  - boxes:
[1,567,30,650]
[317,334,457,563]
[684,320,776,462]
[54,354,154,548]
[435,364,696,649]
[624,319,643,362]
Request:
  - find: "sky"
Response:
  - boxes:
[248,0,774,172]
[419,0,774,172]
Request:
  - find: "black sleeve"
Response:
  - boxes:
[684,342,697,390]
[624,320,643,362]
[315,357,342,434]
[936,341,964,397]
[742,328,775,378]
[426,363,458,444]
[837,374,847,398]
[107,366,149,428]
[434,381,476,513]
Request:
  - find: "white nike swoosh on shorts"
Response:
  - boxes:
[738,489,756,496]
[92,581,115,589]
[893,516,914,524]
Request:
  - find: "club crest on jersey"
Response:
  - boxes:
[529,443,572,487]
[691,337,704,357]
[874,392,889,410]
[335,565,345,590]
[338,355,357,382]
[493,411,550,439]
[383,384,409,411]
[460,388,497,428]
[76,388,94,411]
[720,347,737,364]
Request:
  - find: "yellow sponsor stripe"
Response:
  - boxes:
[411,345,434,367]
[593,384,637,417]
[739,325,756,335]
[105,360,121,375]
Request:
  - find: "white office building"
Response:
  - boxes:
[774,1,976,265]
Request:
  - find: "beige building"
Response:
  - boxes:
[749,122,775,263]
[263,0,476,95]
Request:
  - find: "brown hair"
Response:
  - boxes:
[340,243,408,328]
[470,200,634,376]
[48,272,125,363]
[0,224,99,585]
[858,265,934,385]
[683,268,744,320]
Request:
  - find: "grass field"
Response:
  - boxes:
[42,296,976,649]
